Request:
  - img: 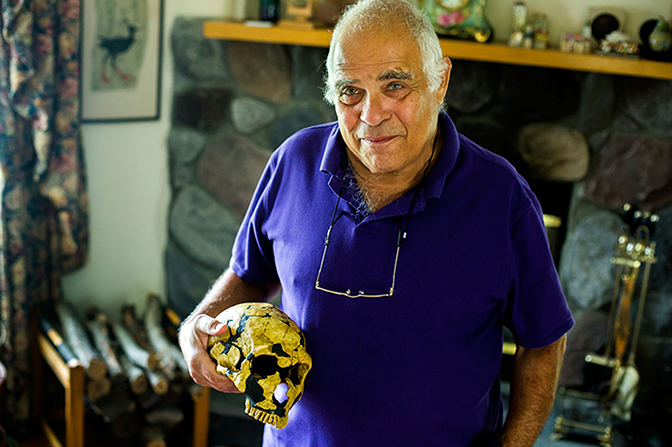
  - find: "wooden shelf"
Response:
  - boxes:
[204,21,672,81]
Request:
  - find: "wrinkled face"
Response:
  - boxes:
[208,303,312,429]
[332,23,449,177]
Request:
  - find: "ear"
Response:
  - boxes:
[435,56,452,104]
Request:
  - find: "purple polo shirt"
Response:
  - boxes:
[231,112,574,446]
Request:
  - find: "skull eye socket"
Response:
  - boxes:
[288,366,300,383]
[251,355,279,378]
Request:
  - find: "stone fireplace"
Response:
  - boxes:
[167,17,672,443]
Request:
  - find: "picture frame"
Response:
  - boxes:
[81,0,164,123]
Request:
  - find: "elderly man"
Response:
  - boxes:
[179,0,574,445]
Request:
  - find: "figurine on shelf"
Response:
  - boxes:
[423,0,493,43]
[278,0,325,29]
[508,1,525,48]
[259,0,280,22]
[508,3,548,50]
[522,24,534,49]
[532,13,548,50]
[648,17,672,53]
[599,30,640,56]
[508,29,524,47]
[559,33,591,54]
[638,17,672,62]
[512,0,527,31]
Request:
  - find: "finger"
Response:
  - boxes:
[193,314,229,336]
[192,352,240,393]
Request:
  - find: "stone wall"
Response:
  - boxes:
[167,18,335,318]
[168,17,672,440]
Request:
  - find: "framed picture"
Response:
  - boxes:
[81,0,164,123]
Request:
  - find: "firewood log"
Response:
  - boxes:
[88,393,139,439]
[85,312,124,380]
[163,307,182,340]
[111,321,160,371]
[118,351,149,395]
[144,405,185,428]
[146,368,169,395]
[54,302,107,380]
[144,294,182,378]
[107,411,141,440]
[38,316,80,367]
[121,305,151,351]
[137,389,161,410]
[188,384,205,403]
[86,377,112,401]
[141,426,166,447]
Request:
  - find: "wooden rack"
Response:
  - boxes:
[33,332,210,447]
[203,21,672,81]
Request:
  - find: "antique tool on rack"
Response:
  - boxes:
[588,205,658,420]
[553,203,659,446]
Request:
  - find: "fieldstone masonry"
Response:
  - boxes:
[559,211,623,310]
[168,17,672,438]
[197,134,271,220]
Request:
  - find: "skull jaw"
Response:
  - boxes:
[243,375,299,430]
[220,368,297,429]
[245,399,290,429]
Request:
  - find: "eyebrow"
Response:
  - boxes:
[333,70,414,92]
[334,78,356,92]
[377,70,413,82]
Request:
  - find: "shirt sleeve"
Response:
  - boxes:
[502,198,575,349]
[229,153,280,284]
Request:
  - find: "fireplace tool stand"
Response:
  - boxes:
[552,204,659,447]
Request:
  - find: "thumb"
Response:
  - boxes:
[194,314,229,336]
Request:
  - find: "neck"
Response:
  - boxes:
[348,128,442,213]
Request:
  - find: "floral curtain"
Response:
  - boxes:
[0,0,87,434]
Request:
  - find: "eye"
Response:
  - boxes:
[339,87,362,105]
[386,82,409,99]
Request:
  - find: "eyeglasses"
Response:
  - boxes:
[315,129,439,299]
[314,193,406,298]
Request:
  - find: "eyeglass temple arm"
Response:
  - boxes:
[397,221,407,247]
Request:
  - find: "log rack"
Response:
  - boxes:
[33,331,210,447]
[35,331,85,447]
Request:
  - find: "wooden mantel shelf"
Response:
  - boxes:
[204,21,672,81]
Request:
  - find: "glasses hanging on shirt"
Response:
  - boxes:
[314,130,439,298]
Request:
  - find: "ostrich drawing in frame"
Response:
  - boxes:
[92,0,148,90]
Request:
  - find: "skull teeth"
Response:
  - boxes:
[245,401,287,429]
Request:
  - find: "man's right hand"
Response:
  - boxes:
[178,313,241,393]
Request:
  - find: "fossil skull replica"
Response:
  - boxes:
[208,302,312,429]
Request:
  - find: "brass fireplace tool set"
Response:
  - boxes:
[553,203,659,446]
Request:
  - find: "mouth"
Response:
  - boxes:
[360,135,397,145]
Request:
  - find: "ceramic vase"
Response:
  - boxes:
[648,18,672,52]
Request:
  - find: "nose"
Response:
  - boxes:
[359,92,390,127]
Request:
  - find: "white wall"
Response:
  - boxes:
[62,0,672,314]
[62,0,226,314]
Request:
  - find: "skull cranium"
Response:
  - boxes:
[208,302,312,429]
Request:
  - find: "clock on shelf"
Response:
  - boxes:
[421,0,493,43]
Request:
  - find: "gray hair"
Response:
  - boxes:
[323,0,448,105]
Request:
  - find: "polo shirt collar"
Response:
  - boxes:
[424,111,460,202]
[319,111,460,217]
